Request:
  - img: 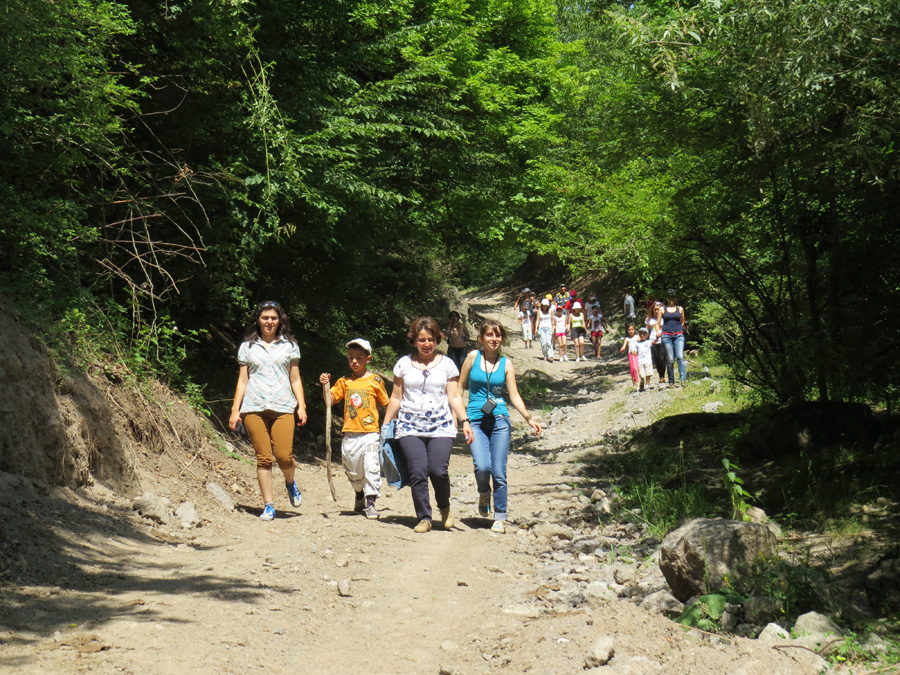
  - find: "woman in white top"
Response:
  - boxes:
[553,304,569,362]
[536,298,555,362]
[383,317,473,533]
[229,301,307,521]
[645,301,666,386]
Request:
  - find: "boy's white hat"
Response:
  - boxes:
[346,338,372,354]
[638,326,649,333]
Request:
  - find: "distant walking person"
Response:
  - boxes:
[518,304,533,349]
[445,311,470,372]
[584,293,601,318]
[553,303,569,362]
[645,301,666,387]
[383,317,473,533]
[567,301,587,362]
[528,291,539,335]
[619,324,640,389]
[513,289,532,319]
[536,298,555,362]
[459,321,541,533]
[624,290,636,323]
[589,305,606,359]
[554,284,569,314]
[229,301,307,521]
[636,327,653,392]
[659,289,687,387]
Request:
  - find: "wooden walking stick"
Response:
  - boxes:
[322,381,338,501]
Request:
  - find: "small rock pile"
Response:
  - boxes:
[132,493,203,529]
[510,487,678,617]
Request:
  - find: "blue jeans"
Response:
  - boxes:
[661,333,686,384]
[447,346,468,372]
[538,327,554,359]
[470,415,511,521]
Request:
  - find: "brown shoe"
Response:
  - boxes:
[413,519,432,533]
[439,508,455,530]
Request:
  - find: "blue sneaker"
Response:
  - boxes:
[259,503,276,521]
[286,482,303,508]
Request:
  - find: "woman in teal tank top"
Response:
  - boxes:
[458,320,542,533]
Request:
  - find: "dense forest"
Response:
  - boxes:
[3,0,899,411]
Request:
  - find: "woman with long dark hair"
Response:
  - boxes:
[229,301,307,521]
[658,289,687,387]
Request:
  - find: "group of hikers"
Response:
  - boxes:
[619,288,688,391]
[228,302,540,534]
[226,287,685,531]
[513,283,607,363]
[512,284,687,391]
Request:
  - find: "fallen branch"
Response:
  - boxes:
[678,624,733,645]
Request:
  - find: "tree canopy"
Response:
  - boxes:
[2,0,898,408]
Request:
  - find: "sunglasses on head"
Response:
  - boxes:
[257,300,280,310]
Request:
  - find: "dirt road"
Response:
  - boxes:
[0,291,827,674]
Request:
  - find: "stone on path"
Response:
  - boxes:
[175,501,202,528]
[531,522,574,540]
[206,482,235,510]
[793,611,843,649]
[640,589,684,617]
[584,636,615,668]
[659,517,777,601]
[758,622,789,641]
[132,493,171,524]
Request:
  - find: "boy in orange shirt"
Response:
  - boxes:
[319,339,390,519]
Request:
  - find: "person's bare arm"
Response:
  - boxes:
[382,376,404,425]
[457,350,477,402]
[504,361,541,435]
[290,362,307,426]
[446,378,473,444]
[228,365,249,430]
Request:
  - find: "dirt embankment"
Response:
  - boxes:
[0,300,222,495]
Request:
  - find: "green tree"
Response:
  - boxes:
[540,0,900,405]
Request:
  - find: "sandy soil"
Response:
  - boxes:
[0,291,832,674]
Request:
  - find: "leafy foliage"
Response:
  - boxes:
[542,0,900,405]
[3,0,900,413]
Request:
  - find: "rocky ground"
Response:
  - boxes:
[0,290,882,674]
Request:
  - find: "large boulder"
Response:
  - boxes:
[659,518,777,602]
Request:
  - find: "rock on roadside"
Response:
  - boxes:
[659,518,777,601]
[132,493,172,524]
[207,482,235,510]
